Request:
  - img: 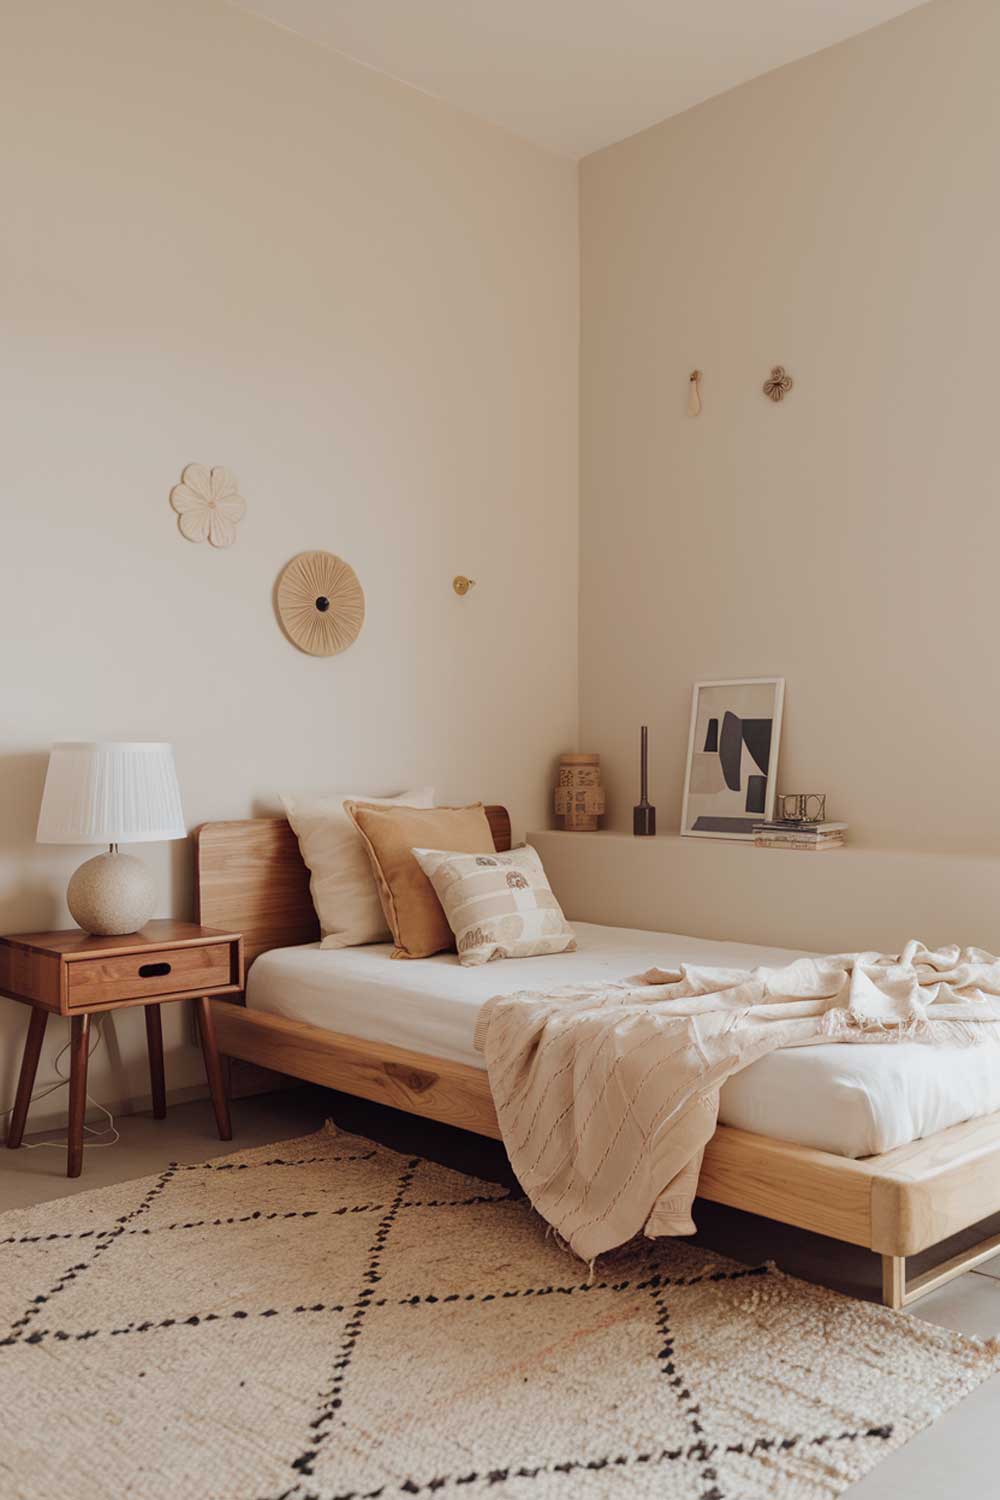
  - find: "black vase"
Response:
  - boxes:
[633,725,656,836]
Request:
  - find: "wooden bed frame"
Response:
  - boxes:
[195,809,1000,1310]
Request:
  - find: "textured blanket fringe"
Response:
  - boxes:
[543,1219,598,1275]
[543,1218,581,1262]
[820,1012,990,1048]
[544,1221,571,1253]
[322,1118,340,1136]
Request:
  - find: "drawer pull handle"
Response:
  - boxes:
[138,962,172,978]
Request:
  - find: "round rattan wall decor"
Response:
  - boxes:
[275,551,365,657]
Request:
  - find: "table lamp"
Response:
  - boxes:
[36,742,186,935]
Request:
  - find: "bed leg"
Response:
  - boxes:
[882,1255,906,1310]
[882,1229,1000,1309]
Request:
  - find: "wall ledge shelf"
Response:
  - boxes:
[532,829,1000,862]
[528,830,1000,954]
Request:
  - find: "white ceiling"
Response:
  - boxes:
[234,0,929,157]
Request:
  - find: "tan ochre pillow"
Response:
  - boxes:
[412,844,576,966]
[344,801,496,959]
[281,787,434,948]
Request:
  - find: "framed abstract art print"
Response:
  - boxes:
[680,678,785,839]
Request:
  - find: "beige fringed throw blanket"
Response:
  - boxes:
[474,941,1000,1262]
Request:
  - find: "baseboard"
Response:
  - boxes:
[2,1062,300,1141]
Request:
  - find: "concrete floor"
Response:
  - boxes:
[2,1085,998,1496]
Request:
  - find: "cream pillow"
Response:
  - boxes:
[411,844,575,966]
[281,787,434,948]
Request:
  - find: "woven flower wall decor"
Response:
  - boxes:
[170,464,246,548]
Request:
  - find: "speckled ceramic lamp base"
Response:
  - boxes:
[66,850,156,935]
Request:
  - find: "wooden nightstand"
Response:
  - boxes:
[0,920,244,1177]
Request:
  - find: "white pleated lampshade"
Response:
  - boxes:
[36,742,186,846]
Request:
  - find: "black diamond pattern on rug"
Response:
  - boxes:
[0,1127,994,1500]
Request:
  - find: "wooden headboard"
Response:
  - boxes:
[194,806,512,968]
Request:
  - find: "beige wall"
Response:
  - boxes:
[579,0,1000,854]
[0,0,578,1128]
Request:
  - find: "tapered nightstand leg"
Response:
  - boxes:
[7,1007,48,1149]
[195,997,232,1141]
[144,1004,166,1119]
[67,1013,91,1178]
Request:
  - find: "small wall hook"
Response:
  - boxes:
[688,370,703,416]
[453,575,476,596]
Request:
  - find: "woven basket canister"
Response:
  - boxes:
[554,753,605,832]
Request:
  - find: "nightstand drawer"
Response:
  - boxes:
[66,943,233,1007]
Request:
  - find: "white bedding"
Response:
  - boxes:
[247,921,1000,1159]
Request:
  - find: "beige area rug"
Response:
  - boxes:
[1,1127,996,1500]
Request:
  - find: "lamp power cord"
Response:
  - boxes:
[1,1016,119,1151]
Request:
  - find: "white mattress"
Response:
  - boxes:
[247,922,1000,1159]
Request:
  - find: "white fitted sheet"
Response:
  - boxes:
[247,922,1000,1158]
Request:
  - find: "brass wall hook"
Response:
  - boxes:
[453,575,476,596]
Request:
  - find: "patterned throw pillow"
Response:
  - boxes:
[411,845,576,966]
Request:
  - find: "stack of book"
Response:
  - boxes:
[752,819,847,852]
